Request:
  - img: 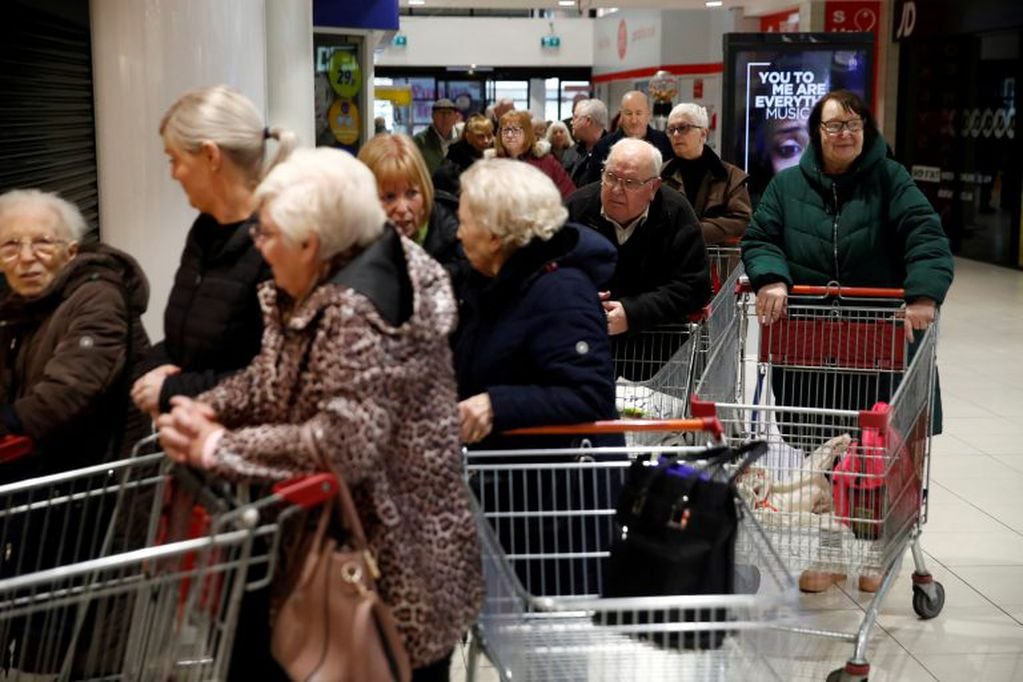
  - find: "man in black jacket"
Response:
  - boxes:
[579,91,673,186]
[566,138,711,381]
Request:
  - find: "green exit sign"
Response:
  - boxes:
[393,34,408,47]
[541,36,561,48]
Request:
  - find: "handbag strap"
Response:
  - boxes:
[300,424,370,551]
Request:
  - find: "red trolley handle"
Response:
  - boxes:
[0,435,34,464]
[790,284,905,298]
[272,473,340,509]
[505,417,724,441]
[737,281,905,299]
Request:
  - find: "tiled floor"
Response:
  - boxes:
[455,257,1023,681]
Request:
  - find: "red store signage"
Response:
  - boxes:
[824,1,881,114]
[824,1,880,34]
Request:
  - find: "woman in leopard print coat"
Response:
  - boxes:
[157,147,482,679]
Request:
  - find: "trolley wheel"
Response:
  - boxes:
[912,580,945,619]
[826,661,870,682]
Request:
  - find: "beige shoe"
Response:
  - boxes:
[799,570,847,593]
[858,573,882,593]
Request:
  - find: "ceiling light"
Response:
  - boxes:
[558,0,575,6]
[408,0,425,5]
[705,1,723,6]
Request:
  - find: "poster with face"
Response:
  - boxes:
[723,34,872,204]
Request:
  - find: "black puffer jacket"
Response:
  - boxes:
[144,213,270,412]
[425,195,471,295]
[0,244,151,481]
[432,139,481,196]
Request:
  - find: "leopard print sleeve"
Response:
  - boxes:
[207,302,391,485]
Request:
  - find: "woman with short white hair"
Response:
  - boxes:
[157,147,483,681]
[454,158,621,598]
[453,157,618,449]
[661,101,752,244]
[545,119,582,173]
[0,188,150,480]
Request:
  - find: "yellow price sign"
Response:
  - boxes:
[328,50,362,98]
[328,99,361,145]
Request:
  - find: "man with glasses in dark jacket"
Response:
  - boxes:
[566,138,711,382]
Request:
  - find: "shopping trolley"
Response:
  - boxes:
[464,419,798,682]
[690,283,945,681]
[706,238,743,296]
[615,263,744,428]
[0,436,338,679]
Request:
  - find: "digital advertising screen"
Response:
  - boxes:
[722,33,874,204]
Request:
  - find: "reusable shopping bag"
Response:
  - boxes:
[832,400,925,542]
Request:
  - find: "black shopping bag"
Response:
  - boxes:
[598,442,765,649]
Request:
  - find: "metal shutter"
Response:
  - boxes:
[0,3,98,241]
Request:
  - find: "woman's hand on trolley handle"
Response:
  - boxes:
[156,396,223,468]
[131,363,181,418]
[756,282,788,325]
[903,297,936,343]
[459,393,494,444]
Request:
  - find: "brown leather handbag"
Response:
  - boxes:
[271,430,411,681]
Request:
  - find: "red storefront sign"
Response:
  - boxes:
[824,1,881,113]
[824,1,881,34]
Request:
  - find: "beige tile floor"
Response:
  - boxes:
[455,257,1023,681]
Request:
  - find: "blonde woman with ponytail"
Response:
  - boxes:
[132,85,297,420]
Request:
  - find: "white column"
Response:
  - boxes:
[265,0,315,147]
[528,77,547,120]
[90,0,270,338]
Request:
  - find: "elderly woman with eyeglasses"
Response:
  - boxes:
[660,102,752,245]
[488,110,576,199]
[157,147,482,680]
[0,189,150,485]
[741,89,953,594]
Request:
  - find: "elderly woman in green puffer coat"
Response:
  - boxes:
[741,89,953,594]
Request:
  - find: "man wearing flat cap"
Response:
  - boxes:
[414,98,460,175]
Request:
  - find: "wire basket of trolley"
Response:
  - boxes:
[614,262,744,437]
[463,417,799,682]
[0,435,338,680]
[706,238,743,297]
[688,281,945,682]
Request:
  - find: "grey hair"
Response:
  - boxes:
[575,98,609,130]
[460,158,567,248]
[160,84,298,187]
[0,189,87,241]
[254,147,385,261]
[545,120,575,147]
[606,138,662,178]
[668,102,709,128]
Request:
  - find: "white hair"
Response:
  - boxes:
[576,98,609,130]
[160,84,297,186]
[0,189,87,241]
[668,102,709,128]
[460,158,567,248]
[545,120,575,147]
[606,138,662,178]
[254,148,386,260]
